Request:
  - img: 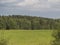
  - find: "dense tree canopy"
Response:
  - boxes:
[0,15,60,30]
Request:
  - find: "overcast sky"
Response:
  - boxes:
[0,0,60,18]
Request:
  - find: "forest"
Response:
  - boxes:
[0,15,60,30]
[0,15,60,45]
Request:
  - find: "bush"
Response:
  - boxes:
[52,30,60,45]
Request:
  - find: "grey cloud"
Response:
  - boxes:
[50,3,60,9]
[0,0,24,7]
[0,0,60,9]
[0,0,60,18]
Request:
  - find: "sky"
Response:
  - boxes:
[0,0,60,18]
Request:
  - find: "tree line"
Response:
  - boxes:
[0,15,60,30]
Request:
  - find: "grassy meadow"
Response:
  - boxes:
[0,30,54,45]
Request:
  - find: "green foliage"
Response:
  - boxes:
[52,30,60,45]
[0,15,60,30]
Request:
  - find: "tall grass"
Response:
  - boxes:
[0,30,53,45]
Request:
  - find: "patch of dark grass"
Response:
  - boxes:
[0,39,8,45]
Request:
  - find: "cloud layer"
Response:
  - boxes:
[0,0,60,10]
[0,0,60,18]
[16,0,60,9]
[48,0,60,3]
[17,0,50,9]
[0,0,16,3]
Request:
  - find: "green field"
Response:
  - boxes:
[0,30,54,45]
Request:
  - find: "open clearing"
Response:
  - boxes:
[0,30,53,45]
